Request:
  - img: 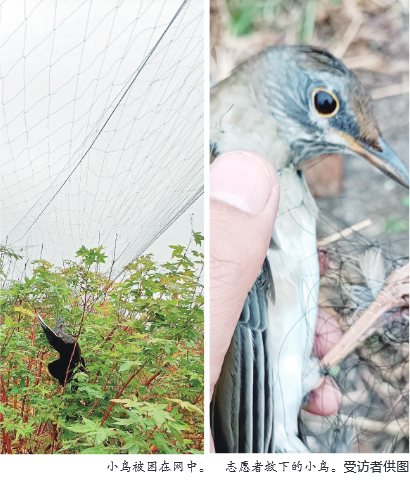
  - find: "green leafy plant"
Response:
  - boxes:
[228,0,260,37]
[0,232,204,454]
[298,0,317,44]
[385,217,408,233]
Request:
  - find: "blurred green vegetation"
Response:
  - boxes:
[226,0,341,43]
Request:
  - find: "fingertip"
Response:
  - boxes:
[211,150,279,216]
[305,376,342,416]
[313,309,343,358]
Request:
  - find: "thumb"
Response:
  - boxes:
[210,150,280,396]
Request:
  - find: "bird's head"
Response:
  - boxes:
[265,46,408,187]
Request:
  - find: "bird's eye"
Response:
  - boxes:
[313,88,339,118]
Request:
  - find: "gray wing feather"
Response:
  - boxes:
[55,315,64,332]
[36,314,75,354]
[212,258,275,453]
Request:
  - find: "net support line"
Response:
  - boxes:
[9,0,189,243]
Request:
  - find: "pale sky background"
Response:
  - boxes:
[1,0,204,276]
[149,195,203,263]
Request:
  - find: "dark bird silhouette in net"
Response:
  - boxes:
[37,314,86,386]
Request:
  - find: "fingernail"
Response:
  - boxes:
[210,150,276,215]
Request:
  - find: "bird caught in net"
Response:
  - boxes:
[36,314,86,387]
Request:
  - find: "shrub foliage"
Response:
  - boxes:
[0,233,204,454]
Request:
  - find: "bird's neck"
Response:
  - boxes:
[210,72,319,223]
[210,71,293,172]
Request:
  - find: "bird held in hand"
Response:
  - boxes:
[210,45,408,453]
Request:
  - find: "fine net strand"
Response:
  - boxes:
[1,0,204,279]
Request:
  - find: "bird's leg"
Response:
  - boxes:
[314,263,409,389]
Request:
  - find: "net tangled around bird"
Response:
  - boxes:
[300,205,409,454]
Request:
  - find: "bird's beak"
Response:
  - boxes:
[336,131,409,188]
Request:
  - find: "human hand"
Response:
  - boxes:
[210,150,341,452]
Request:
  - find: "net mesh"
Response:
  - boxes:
[300,166,409,454]
[1,0,204,279]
